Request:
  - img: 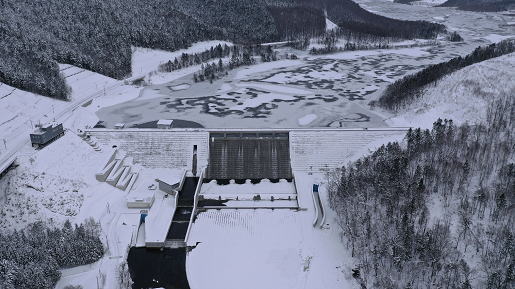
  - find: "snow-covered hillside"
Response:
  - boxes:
[387,52,515,128]
[0,65,115,138]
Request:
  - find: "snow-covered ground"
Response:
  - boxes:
[0,65,117,157]
[326,18,338,31]
[386,52,515,128]
[187,172,357,289]
[479,33,515,43]
[0,131,141,288]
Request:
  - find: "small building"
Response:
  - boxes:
[156,168,186,194]
[157,119,174,129]
[30,122,64,148]
[114,123,125,129]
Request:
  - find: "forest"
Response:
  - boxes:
[0,0,447,100]
[308,29,416,55]
[267,5,326,40]
[192,45,281,83]
[328,92,514,288]
[159,44,233,73]
[0,0,221,99]
[0,0,282,100]
[377,39,515,110]
[0,219,104,289]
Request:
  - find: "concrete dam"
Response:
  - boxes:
[86,128,408,174]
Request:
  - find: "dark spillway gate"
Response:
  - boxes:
[207,132,292,180]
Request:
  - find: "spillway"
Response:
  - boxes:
[207,132,292,180]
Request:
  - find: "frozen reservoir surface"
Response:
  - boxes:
[96,2,514,129]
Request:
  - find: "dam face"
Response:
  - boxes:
[207,132,292,180]
[86,128,408,174]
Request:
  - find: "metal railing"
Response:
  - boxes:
[184,166,205,245]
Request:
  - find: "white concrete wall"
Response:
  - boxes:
[290,129,407,172]
[88,129,209,169]
[87,128,407,172]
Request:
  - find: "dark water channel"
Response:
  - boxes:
[127,247,190,289]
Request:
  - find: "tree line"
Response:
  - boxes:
[309,30,394,54]
[159,44,233,73]
[328,93,514,289]
[309,27,444,55]
[377,39,515,110]
[0,219,104,289]
[193,45,281,83]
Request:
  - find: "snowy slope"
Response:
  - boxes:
[387,52,515,128]
[0,63,118,142]
[0,65,121,162]
[326,18,338,31]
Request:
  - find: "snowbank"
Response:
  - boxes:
[387,52,515,128]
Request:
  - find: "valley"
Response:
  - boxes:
[95,0,514,129]
[0,1,513,289]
